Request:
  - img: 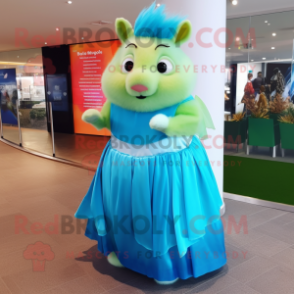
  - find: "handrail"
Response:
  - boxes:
[16,100,22,147]
[49,102,55,157]
[0,107,3,139]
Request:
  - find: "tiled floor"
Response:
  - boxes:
[1,141,294,294]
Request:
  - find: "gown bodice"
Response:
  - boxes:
[110,96,194,146]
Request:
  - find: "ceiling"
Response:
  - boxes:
[0,0,154,53]
[226,9,294,64]
[227,0,294,18]
[0,0,294,61]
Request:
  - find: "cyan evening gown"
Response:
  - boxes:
[75,96,226,282]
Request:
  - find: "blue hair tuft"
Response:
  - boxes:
[134,2,186,39]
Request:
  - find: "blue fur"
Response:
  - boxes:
[134,2,185,39]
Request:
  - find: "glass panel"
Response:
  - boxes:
[249,11,294,66]
[247,11,294,161]
[224,17,250,154]
[225,17,251,117]
[0,48,53,155]
[225,11,294,163]
[0,52,20,145]
[249,11,294,104]
[54,103,109,170]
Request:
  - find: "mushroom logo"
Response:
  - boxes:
[23,241,55,272]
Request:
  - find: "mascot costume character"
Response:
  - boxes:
[75,3,226,285]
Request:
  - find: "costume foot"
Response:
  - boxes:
[107,252,124,268]
[154,278,179,285]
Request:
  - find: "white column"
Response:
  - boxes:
[161,0,227,212]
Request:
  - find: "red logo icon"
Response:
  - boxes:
[23,241,55,272]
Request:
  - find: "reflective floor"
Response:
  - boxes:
[1,141,294,293]
[1,126,108,170]
[2,125,20,146]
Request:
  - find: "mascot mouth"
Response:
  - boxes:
[136,95,147,99]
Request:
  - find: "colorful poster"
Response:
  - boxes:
[70,40,121,135]
[0,68,18,125]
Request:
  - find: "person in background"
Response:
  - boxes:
[252,71,265,97]
[270,67,285,99]
[242,73,255,115]
[11,90,18,105]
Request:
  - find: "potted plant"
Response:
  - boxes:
[279,105,294,157]
[224,112,247,152]
[269,93,289,124]
[29,107,46,126]
[245,93,280,157]
[35,108,46,120]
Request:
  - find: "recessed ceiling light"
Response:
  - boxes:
[272,33,276,36]
[251,59,254,61]
[56,28,59,31]
[228,47,231,49]
[45,42,47,45]
[67,1,72,4]
[265,20,268,23]
[156,3,161,6]
[268,23,271,26]
[236,37,240,41]
[271,47,275,49]
[81,37,84,39]
[17,56,19,58]
[262,57,266,60]
[232,0,238,5]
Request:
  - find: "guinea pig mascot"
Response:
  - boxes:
[75,3,226,285]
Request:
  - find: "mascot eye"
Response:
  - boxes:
[157,59,173,74]
[122,58,134,73]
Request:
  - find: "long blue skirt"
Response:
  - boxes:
[75,137,226,281]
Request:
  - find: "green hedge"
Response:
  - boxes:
[224,155,294,206]
[30,108,46,120]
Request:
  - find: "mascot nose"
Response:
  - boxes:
[131,84,148,93]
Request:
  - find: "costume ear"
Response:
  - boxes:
[115,18,134,43]
[174,20,192,45]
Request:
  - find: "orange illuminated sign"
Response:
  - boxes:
[70,40,120,135]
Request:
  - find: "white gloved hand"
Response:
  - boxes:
[149,114,169,132]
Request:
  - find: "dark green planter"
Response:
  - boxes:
[248,117,280,147]
[280,123,294,150]
[224,119,247,146]
[224,118,248,152]
[269,113,281,125]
